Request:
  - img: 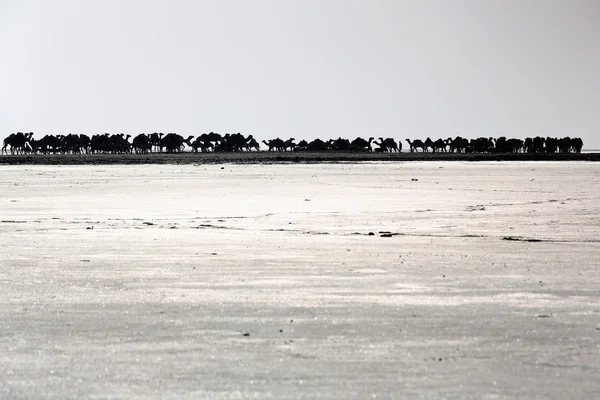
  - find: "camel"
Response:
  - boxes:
[245,137,260,151]
[572,137,583,153]
[241,135,259,151]
[283,138,296,151]
[218,133,248,152]
[558,137,572,154]
[62,133,83,154]
[405,138,425,153]
[2,132,31,155]
[37,134,62,154]
[350,137,374,152]
[468,137,494,153]
[373,137,398,153]
[262,139,276,152]
[87,133,132,154]
[295,140,309,151]
[148,133,164,152]
[455,137,470,153]
[160,133,194,153]
[189,136,203,152]
[25,139,39,153]
[329,137,351,151]
[423,137,435,152]
[79,134,91,154]
[432,138,447,152]
[446,137,456,153]
[113,134,132,154]
[532,137,545,153]
[262,138,285,151]
[524,137,533,153]
[507,138,524,153]
[384,138,398,152]
[307,138,328,151]
[90,134,110,154]
[132,134,151,154]
[192,132,222,152]
[2,134,13,154]
[373,142,385,152]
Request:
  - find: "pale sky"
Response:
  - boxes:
[1,0,599,148]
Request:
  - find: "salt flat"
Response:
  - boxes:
[1,162,599,399]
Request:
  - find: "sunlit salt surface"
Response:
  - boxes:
[1,162,599,399]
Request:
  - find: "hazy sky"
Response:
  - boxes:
[1,0,599,148]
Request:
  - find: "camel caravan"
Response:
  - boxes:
[1,132,584,155]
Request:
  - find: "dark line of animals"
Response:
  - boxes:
[1,132,584,155]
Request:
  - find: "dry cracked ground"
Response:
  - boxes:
[1,162,599,399]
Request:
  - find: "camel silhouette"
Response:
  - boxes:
[405,138,425,153]
[350,137,374,152]
[283,138,297,151]
[0,132,586,155]
[160,134,194,153]
[373,137,398,153]
[2,132,32,154]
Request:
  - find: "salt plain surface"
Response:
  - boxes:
[1,162,600,399]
